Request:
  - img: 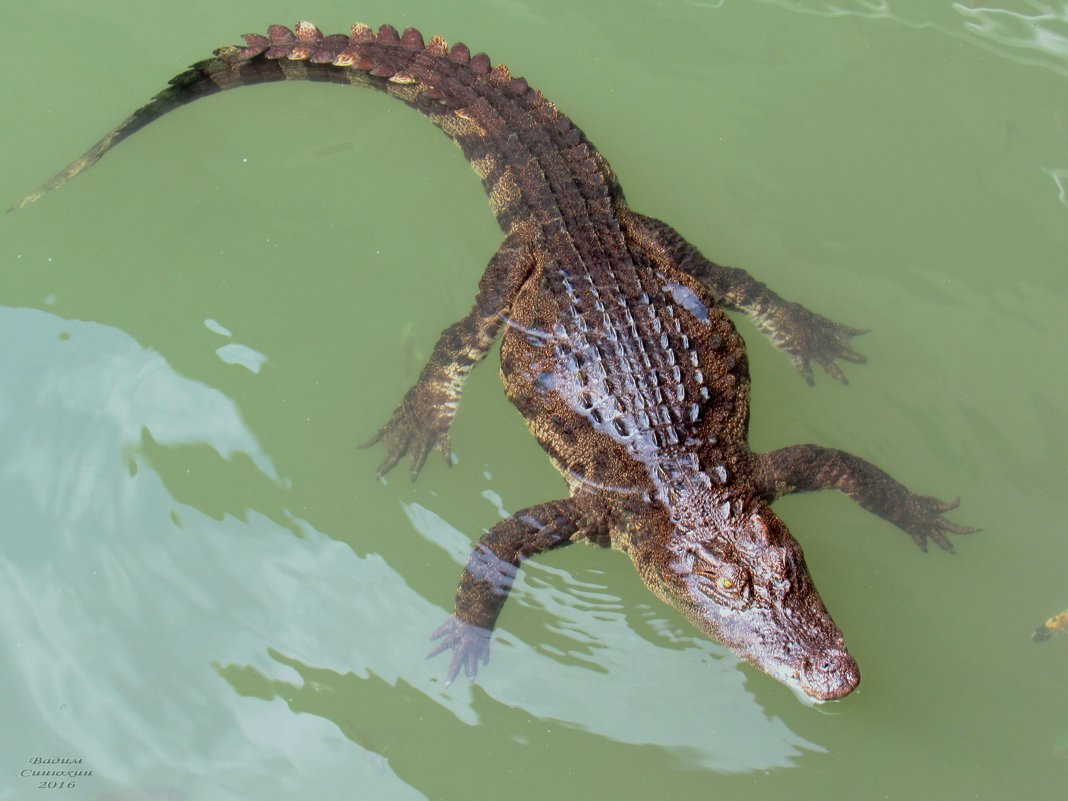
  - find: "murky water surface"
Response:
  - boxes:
[2,1,1067,799]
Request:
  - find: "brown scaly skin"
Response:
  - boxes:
[15,21,978,700]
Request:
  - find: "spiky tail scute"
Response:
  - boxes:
[234,21,531,97]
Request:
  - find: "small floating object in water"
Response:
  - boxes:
[1032,608,1068,642]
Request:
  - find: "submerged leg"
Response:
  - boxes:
[363,226,538,479]
[755,444,978,553]
[430,497,607,684]
[622,209,867,385]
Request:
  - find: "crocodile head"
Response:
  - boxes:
[630,497,860,701]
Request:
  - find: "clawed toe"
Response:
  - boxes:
[359,392,455,481]
[903,495,979,554]
[429,616,491,686]
[781,309,869,386]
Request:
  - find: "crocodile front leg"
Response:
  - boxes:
[430,496,608,684]
[755,444,978,553]
[363,225,538,479]
[623,210,867,385]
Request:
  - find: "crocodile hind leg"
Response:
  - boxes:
[622,209,867,385]
[430,496,608,684]
[363,225,538,479]
[754,445,978,553]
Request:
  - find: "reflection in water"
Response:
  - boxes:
[955,2,1068,68]
[0,308,419,801]
[755,1,1068,218]
[402,503,822,772]
[760,0,1068,77]
[1042,167,1068,208]
[203,316,268,374]
[0,307,822,801]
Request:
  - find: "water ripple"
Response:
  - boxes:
[403,501,824,772]
[760,0,1068,77]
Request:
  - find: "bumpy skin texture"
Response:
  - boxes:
[17,21,977,700]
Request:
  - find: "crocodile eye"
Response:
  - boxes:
[692,567,751,610]
[684,542,753,608]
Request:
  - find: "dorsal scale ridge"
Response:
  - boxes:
[10,21,976,705]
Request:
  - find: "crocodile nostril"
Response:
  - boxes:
[799,649,861,700]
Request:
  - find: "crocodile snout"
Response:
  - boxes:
[799,649,861,700]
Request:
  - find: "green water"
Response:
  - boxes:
[2,0,1066,799]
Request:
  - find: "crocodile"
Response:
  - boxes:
[14,20,977,700]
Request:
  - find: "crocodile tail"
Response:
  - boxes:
[8,23,350,211]
[12,21,597,215]
[11,58,230,211]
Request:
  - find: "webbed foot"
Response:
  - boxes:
[771,302,868,385]
[894,495,979,554]
[360,384,455,480]
[428,616,491,685]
